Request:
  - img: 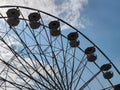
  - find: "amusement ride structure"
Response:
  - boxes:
[0,5,120,90]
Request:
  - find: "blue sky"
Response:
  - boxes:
[0,0,120,89]
[81,0,120,68]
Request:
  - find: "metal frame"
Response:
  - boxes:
[0,5,119,90]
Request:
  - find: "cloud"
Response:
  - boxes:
[0,0,88,89]
[0,0,88,29]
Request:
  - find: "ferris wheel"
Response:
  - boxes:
[0,5,120,90]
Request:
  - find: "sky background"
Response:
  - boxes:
[81,0,120,69]
[0,0,120,89]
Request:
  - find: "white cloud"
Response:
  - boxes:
[0,0,88,89]
[0,0,88,29]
